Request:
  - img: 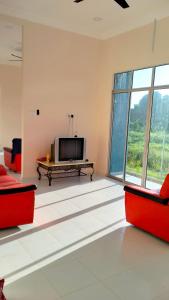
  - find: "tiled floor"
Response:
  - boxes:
[116,173,161,190]
[0,175,168,300]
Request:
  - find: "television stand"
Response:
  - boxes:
[36,160,94,186]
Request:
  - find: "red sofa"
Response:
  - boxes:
[0,165,36,229]
[4,138,21,173]
[124,177,169,242]
[0,279,6,300]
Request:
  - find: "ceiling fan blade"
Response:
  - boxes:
[114,0,129,9]
[74,0,129,8]
[11,53,22,59]
[9,59,22,62]
[74,0,84,3]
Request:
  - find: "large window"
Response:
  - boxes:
[109,64,169,188]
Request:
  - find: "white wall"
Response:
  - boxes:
[22,23,101,177]
[96,16,169,175]
[0,85,2,150]
[4,15,169,178]
[0,64,22,148]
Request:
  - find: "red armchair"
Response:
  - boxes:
[0,279,6,300]
[124,176,169,242]
[0,164,36,229]
[4,138,21,173]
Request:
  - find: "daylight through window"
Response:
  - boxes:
[109,64,169,189]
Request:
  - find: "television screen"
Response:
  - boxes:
[58,138,84,161]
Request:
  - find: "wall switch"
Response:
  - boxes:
[68,114,74,118]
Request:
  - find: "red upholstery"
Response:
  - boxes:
[0,175,17,184]
[125,184,160,198]
[0,190,35,229]
[4,148,21,173]
[0,279,6,300]
[37,156,46,162]
[160,174,169,199]
[124,184,169,242]
[0,165,7,176]
[0,166,36,229]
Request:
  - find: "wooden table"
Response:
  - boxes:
[37,160,95,186]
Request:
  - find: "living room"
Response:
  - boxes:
[0,1,169,299]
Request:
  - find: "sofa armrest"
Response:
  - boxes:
[0,184,37,195]
[0,165,7,176]
[3,147,12,153]
[124,185,169,205]
[0,278,6,300]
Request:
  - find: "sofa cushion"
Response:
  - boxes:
[0,165,7,176]
[0,181,20,188]
[160,174,169,199]
[0,175,17,184]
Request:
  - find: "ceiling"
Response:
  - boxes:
[0,0,169,39]
[0,19,22,65]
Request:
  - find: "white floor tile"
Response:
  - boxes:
[19,230,62,260]
[0,176,168,300]
[102,269,157,300]
[153,287,169,300]
[35,191,64,207]
[5,272,61,300]
[73,211,106,235]
[41,256,97,297]
[0,240,33,277]
[61,282,120,300]
[76,234,133,279]
[47,219,87,247]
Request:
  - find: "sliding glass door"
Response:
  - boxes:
[146,89,169,188]
[125,91,148,185]
[109,93,129,179]
[109,64,169,188]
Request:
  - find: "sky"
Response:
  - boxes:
[131,65,169,108]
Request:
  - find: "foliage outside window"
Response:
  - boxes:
[110,64,169,188]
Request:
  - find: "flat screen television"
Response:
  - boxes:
[54,137,85,162]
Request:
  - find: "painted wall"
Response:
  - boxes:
[96,16,169,175]
[22,23,101,177]
[0,64,22,148]
[21,16,169,178]
[0,85,2,150]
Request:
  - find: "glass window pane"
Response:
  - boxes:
[114,72,132,90]
[132,68,152,88]
[109,93,129,178]
[154,65,169,86]
[125,91,148,185]
[146,89,169,189]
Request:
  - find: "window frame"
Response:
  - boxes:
[109,63,169,187]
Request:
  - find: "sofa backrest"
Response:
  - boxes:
[11,138,22,163]
[160,174,169,199]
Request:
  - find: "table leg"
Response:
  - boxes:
[47,171,52,186]
[78,168,81,176]
[90,166,94,181]
[37,165,41,180]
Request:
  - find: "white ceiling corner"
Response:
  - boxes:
[0,0,169,40]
